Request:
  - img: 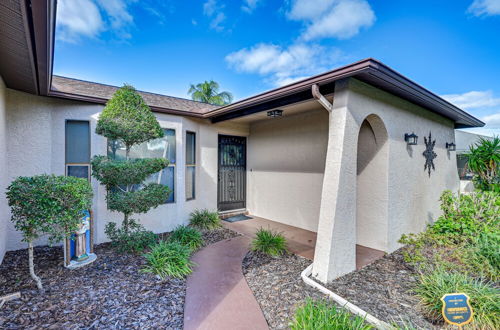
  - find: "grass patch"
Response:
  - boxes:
[142,241,194,279]
[189,209,221,230]
[290,299,373,330]
[414,269,499,329]
[168,225,204,252]
[251,228,287,257]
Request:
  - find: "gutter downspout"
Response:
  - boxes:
[312,84,333,112]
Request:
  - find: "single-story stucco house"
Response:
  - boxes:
[0,1,484,283]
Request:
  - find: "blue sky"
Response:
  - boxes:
[54,0,500,135]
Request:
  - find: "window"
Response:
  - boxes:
[457,154,473,180]
[66,120,90,180]
[186,131,196,200]
[107,128,176,203]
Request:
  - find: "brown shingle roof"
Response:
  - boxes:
[50,75,220,115]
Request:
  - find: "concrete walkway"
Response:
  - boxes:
[183,236,269,330]
[224,215,385,269]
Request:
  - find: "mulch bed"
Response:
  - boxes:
[242,251,325,329]
[325,249,436,329]
[0,227,239,329]
[243,249,437,330]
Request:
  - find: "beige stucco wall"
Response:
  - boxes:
[247,109,328,232]
[4,89,248,251]
[313,78,459,282]
[0,76,8,263]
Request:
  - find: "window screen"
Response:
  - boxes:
[65,120,90,180]
[186,131,196,200]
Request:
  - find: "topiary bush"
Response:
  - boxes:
[6,175,93,290]
[168,225,204,252]
[189,209,221,230]
[290,298,373,330]
[251,228,287,257]
[142,241,195,279]
[92,84,170,238]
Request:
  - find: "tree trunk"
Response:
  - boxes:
[28,241,43,291]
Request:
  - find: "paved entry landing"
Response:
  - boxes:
[223,215,384,269]
[184,236,268,330]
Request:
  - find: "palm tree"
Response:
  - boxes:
[188,80,233,106]
[466,136,500,191]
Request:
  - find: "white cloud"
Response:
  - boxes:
[95,0,133,29]
[441,90,500,109]
[468,0,500,17]
[288,0,375,40]
[242,0,261,13]
[482,112,500,128]
[56,0,104,42]
[225,43,344,86]
[56,0,136,42]
[203,0,227,32]
[203,0,218,16]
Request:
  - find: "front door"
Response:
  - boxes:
[218,135,246,212]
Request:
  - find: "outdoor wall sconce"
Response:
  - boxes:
[446,142,456,151]
[267,109,283,118]
[404,132,418,145]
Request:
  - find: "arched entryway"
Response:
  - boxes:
[356,114,389,268]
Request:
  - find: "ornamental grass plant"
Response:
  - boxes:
[168,225,204,252]
[142,241,195,279]
[251,228,287,257]
[188,209,221,231]
[290,299,373,330]
[414,270,499,329]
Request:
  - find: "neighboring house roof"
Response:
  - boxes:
[455,130,493,153]
[51,76,219,116]
[0,1,485,128]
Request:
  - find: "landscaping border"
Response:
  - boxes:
[300,264,391,329]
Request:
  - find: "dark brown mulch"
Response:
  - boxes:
[325,249,436,329]
[243,249,437,330]
[242,251,325,329]
[0,227,239,329]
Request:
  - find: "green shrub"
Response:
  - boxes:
[475,232,500,272]
[142,241,194,279]
[189,209,221,230]
[290,299,373,330]
[414,270,499,329]
[168,225,204,251]
[431,190,499,239]
[105,220,157,254]
[400,190,500,280]
[251,228,287,257]
[6,174,93,290]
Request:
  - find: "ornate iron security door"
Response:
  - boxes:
[218,135,246,212]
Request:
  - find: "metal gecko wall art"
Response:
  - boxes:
[422,132,437,177]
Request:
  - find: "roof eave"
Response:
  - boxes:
[207,58,484,128]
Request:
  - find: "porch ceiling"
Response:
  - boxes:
[225,97,331,124]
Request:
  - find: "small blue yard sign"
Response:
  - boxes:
[441,293,473,327]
